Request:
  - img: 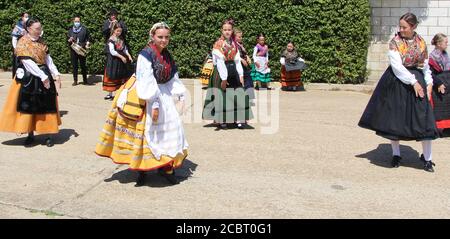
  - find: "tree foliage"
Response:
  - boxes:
[0,0,370,83]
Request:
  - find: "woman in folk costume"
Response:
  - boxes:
[234,28,255,103]
[11,12,29,78]
[102,22,133,100]
[96,22,188,186]
[358,13,439,172]
[0,18,62,147]
[429,33,450,137]
[280,41,306,91]
[251,33,271,90]
[202,19,253,130]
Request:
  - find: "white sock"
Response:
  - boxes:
[391,140,400,156]
[421,140,432,162]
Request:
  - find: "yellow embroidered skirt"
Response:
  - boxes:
[95,87,188,171]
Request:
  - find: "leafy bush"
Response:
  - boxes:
[0,0,370,83]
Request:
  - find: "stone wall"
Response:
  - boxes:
[367,0,450,83]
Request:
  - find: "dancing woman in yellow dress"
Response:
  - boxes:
[95,22,189,186]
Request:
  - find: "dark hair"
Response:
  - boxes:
[25,17,40,30]
[21,12,28,17]
[400,12,418,27]
[287,41,295,47]
[73,15,81,20]
[222,18,235,27]
[256,33,265,41]
[110,21,123,37]
[109,8,119,17]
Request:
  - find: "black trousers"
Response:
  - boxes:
[70,49,87,83]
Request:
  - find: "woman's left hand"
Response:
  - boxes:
[152,108,159,123]
[240,77,244,86]
[438,84,446,94]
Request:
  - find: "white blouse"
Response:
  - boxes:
[212,48,244,81]
[135,54,186,108]
[21,54,60,81]
[108,42,129,57]
[252,46,269,62]
[388,50,433,85]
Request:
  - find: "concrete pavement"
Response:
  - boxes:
[0,73,449,219]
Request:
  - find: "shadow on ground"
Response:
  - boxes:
[60,110,69,118]
[1,128,80,147]
[104,159,198,187]
[87,75,103,84]
[203,123,255,131]
[356,143,424,170]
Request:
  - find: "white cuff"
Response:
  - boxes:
[151,101,160,109]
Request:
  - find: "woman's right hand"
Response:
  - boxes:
[221,80,228,90]
[120,56,127,63]
[438,84,446,94]
[152,108,159,123]
[42,78,51,89]
[413,82,425,98]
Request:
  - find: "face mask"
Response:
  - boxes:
[23,17,29,23]
[40,30,44,37]
[74,22,81,28]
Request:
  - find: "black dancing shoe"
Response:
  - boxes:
[158,168,179,185]
[423,161,435,173]
[104,95,113,100]
[420,154,435,173]
[72,82,78,86]
[45,137,54,147]
[135,172,146,187]
[391,155,401,168]
[237,123,245,129]
[24,135,35,146]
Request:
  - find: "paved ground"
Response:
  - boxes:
[0,73,449,219]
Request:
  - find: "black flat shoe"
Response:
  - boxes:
[391,155,401,168]
[237,123,244,129]
[45,137,54,147]
[24,135,35,146]
[104,95,113,100]
[423,161,435,173]
[420,154,435,173]
[72,82,78,86]
[135,172,146,187]
[158,169,179,185]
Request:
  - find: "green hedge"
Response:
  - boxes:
[0,0,370,83]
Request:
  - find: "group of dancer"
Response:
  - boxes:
[200,30,307,92]
[0,11,448,190]
[2,12,189,186]
[359,13,450,173]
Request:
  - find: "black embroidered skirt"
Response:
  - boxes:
[358,67,439,141]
